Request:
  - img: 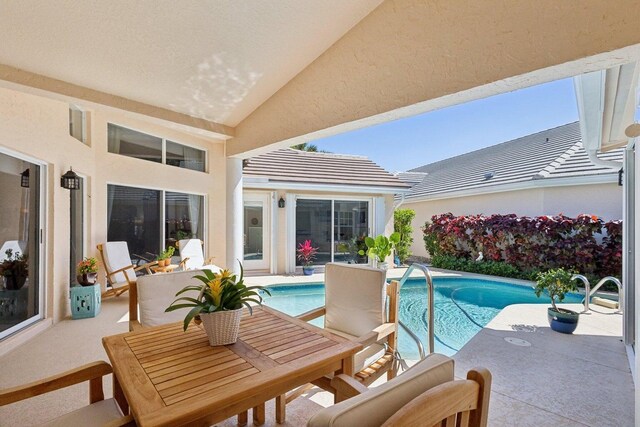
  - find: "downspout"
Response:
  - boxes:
[394,193,405,209]
[586,148,623,169]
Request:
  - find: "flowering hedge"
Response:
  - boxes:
[423,213,622,279]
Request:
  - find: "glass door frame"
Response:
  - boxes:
[0,146,47,340]
[106,181,207,259]
[243,192,272,271]
[289,194,374,272]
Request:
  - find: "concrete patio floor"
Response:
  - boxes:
[0,269,633,426]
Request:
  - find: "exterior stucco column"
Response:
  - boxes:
[226,158,243,274]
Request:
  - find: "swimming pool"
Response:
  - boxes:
[262,277,583,359]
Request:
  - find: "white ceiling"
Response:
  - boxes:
[0,0,382,127]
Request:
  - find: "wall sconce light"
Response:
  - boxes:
[278,197,285,208]
[60,167,80,190]
[20,168,29,188]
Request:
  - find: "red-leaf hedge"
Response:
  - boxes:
[423,213,621,279]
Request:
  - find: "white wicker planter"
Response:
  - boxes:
[199,309,242,346]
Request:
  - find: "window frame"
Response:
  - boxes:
[107,123,208,173]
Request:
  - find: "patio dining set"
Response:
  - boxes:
[0,246,492,427]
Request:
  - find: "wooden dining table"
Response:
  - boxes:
[102,305,362,427]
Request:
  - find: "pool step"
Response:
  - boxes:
[592,296,619,310]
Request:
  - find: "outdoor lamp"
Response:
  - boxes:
[278,197,285,208]
[60,167,80,190]
[20,168,29,188]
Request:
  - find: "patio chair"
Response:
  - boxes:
[0,360,133,426]
[307,354,491,427]
[128,269,204,331]
[176,238,221,273]
[278,263,399,421]
[97,241,157,298]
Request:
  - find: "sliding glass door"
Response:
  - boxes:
[107,185,204,263]
[244,193,271,270]
[295,198,370,266]
[0,152,43,339]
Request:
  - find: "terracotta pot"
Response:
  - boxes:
[77,272,97,286]
[199,309,243,346]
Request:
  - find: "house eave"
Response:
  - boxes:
[402,173,619,204]
[243,177,411,195]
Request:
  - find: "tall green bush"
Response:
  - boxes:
[394,209,416,264]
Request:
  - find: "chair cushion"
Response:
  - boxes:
[42,398,122,427]
[324,263,386,338]
[137,269,203,327]
[179,239,206,270]
[307,353,455,427]
[103,241,136,287]
[324,328,386,373]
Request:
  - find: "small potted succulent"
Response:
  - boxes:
[534,268,580,334]
[157,246,175,267]
[358,232,401,270]
[76,257,98,286]
[297,240,318,275]
[0,249,28,290]
[165,265,269,345]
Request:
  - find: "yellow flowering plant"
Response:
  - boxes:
[165,265,270,331]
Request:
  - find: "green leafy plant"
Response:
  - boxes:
[0,249,28,290]
[76,257,98,274]
[534,268,578,312]
[358,233,401,263]
[157,245,175,261]
[165,265,271,331]
[394,209,415,264]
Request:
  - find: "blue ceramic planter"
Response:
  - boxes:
[302,267,315,276]
[547,307,579,334]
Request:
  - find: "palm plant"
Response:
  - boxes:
[166,265,270,331]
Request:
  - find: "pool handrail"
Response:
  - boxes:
[572,274,591,313]
[397,263,435,356]
[589,276,623,314]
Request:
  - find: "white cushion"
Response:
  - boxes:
[324,263,386,338]
[179,239,206,270]
[137,269,203,327]
[0,240,26,261]
[307,354,455,427]
[103,241,136,287]
[42,398,122,427]
[325,328,386,373]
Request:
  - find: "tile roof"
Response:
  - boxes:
[404,122,623,201]
[243,148,411,190]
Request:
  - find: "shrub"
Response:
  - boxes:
[424,213,621,280]
[431,254,532,280]
[394,209,416,264]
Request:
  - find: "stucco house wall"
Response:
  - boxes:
[0,86,226,332]
[404,182,622,259]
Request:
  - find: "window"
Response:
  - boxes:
[69,177,84,285]
[69,105,86,143]
[295,199,369,266]
[108,124,162,164]
[166,141,205,172]
[107,124,206,172]
[107,184,205,262]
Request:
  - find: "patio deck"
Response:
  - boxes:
[0,270,632,426]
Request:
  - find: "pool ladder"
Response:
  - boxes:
[572,274,623,314]
[395,263,435,360]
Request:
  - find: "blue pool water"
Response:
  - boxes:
[262,277,583,359]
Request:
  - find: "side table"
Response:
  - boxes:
[70,284,101,319]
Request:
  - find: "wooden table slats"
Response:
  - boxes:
[103,306,361,426]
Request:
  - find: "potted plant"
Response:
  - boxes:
[76,257,98,286]
[165,265,269,345]
[534,268,580,334]
[0,249,28,290]
[358,232,401,269]
[157,246,175,267]
[297,240,318,275]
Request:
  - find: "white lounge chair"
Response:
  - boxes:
[308,354,491,427]
[176,239,221,273]
[97,241,157,298]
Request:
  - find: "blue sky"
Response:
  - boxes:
[311,78,579,172]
